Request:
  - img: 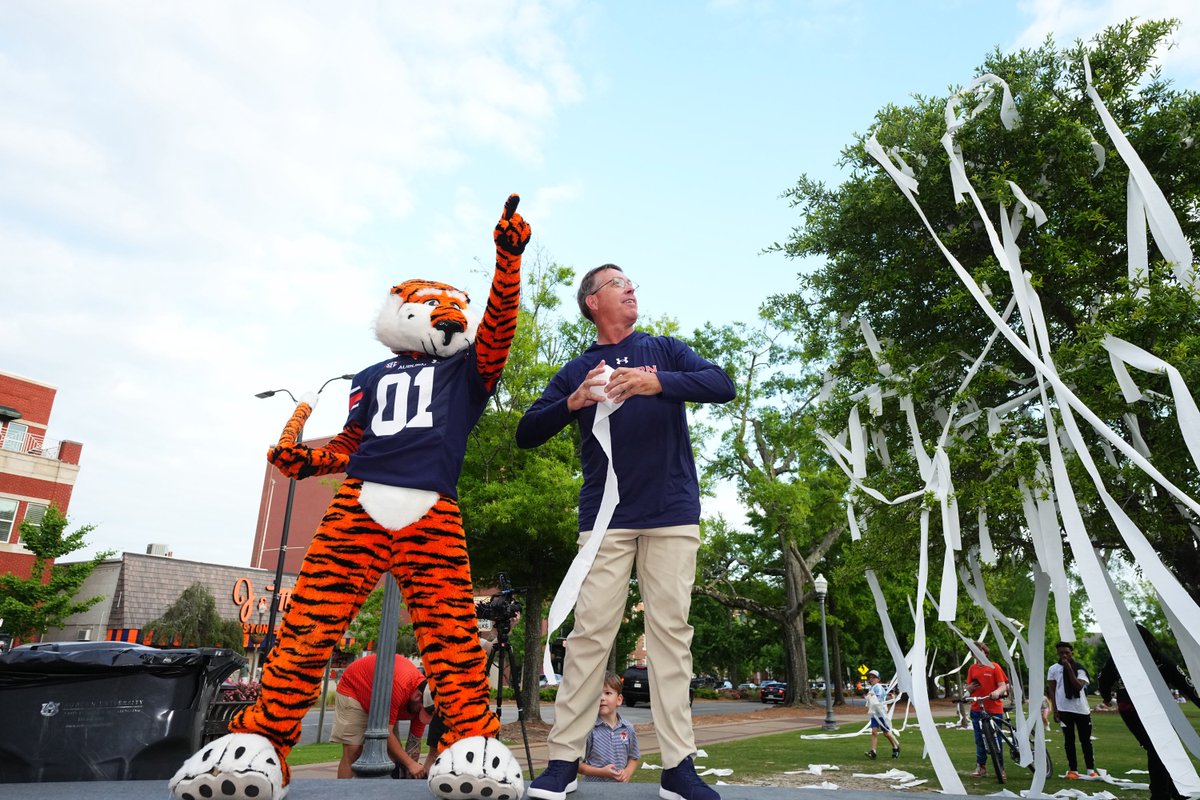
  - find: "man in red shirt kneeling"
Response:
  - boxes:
[332,654,432,779]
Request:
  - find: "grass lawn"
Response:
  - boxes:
[630,706,1200,795]
[290,742,342,766]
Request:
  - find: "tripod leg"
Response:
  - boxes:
[484,643,501,716]
[491,641,534,780]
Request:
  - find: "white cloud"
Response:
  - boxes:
[0,0,580,564]
[1015,0,1200,78]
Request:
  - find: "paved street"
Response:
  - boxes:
[299,697,774,744]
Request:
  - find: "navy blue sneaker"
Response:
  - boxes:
[660,756,720,800]
[527,759,579,800]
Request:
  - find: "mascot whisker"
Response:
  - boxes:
[170,195,530,800]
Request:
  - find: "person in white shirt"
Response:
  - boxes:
[1046,641,1098,778]
[863,670,900,759]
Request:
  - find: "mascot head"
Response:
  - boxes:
[375,279,480,358]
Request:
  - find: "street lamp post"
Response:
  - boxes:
[254,373,353,661]
[249,598,267,680]
[814,574,838,731]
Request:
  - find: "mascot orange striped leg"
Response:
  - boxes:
[169,481,509,800]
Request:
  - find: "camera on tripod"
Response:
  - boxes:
[475,572,522,626]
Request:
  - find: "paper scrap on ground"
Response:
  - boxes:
[698,768,732,777]
[799,731,867,740]
[784,765,841,775]
[850,768,917,781]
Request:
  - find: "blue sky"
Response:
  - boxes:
[2,0,1197,566]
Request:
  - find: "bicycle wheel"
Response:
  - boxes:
[1007,732,1053,776]
[982,716,1006,783]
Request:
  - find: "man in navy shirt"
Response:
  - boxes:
[518,264,734,800]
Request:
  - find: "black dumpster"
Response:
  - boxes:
[0,641,245,782]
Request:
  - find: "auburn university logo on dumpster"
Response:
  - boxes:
[40,701,60,717]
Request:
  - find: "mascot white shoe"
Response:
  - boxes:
[169,733,286,800]
[427,737,524,800]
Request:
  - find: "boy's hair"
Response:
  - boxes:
[604,672,623,695]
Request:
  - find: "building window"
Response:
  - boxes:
[2,422,28,452]
[0,498,17,542]
[23,503,48,528]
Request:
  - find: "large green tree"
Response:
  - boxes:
[0,506,111,642]
[346,584,418,657]
[144,582,246,654]
[775,18,1200,607]
[691,318,851,706]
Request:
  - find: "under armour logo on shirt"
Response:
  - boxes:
[615,357,629,365]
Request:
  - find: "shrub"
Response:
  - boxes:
[221,679,261,702]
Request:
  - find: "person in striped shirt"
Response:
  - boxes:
[579,672,640,782]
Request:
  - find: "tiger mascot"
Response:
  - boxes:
[169,195,530,800]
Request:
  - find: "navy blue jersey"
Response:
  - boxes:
[516,331,735,531]
[344,348,490,498]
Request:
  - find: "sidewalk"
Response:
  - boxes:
[291,706,850,779]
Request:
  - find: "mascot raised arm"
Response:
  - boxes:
[170,195,530,800]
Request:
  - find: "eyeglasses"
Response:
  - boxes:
[588,275,637,295]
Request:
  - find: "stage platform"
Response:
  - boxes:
[0,781,932,800]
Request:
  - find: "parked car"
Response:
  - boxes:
[760,682,787,703]
[622,665,694,707]
[737,682,758,691]
[538,674,564,687]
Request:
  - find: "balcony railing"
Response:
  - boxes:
[1,431,61,460]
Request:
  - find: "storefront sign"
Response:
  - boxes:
[232,576,292,626]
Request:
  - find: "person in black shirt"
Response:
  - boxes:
[1098,626,1200,800]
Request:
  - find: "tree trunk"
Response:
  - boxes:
[520,583,548,722]
[781,541,810,706]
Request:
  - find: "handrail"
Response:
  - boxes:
[0,431,62,460]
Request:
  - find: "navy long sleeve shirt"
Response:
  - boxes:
[516,331,735,531]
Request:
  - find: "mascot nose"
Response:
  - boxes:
[434,317,465,346]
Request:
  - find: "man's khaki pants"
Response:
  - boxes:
[546,524,699,769]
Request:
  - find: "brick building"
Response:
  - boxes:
[0,370,84,581]
[249,435,340,574]
[43,550,299,647]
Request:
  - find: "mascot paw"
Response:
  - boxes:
[427,736,523,800]
[168,733,287,800]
